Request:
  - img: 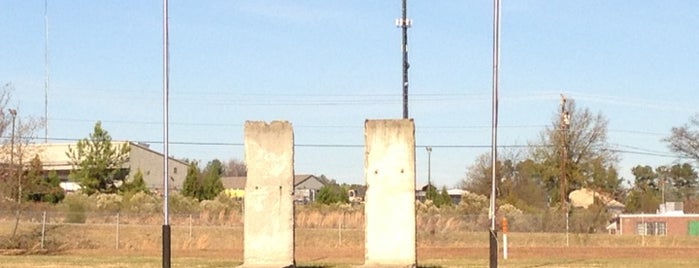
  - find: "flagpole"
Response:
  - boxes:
[489,0,501,267]
[162,0,171,267]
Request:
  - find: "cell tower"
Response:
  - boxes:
[395,0,412,119]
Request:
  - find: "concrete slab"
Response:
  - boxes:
[362,119,416,267]
[241,121,296,268]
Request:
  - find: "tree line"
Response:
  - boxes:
[461,97,699,215]
[3,82,699,216]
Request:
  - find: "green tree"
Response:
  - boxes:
[122,169,148,195]
[433,186,453,208]
[424,183,438,201]
[180,160,224,201]
[506,159,548,212]
[664,163,698,202]
[181,161,202,200]
[44,170,64,203]
[201,159,224,200]
[625,165,661,213]
[588,157,622,200]
[67,121,130,195]
[316,183,348,204]
[463,152,548,212]
[24,155,64,203]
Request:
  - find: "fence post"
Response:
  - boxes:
[338,212,343,247]
[565,210,570,247]
[41,211,46,249]
[641,212,645,247]
[189,214,193,238]
[116,212,120,250]
[502,216,508,260]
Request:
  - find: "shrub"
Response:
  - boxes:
[316,184,348,205]
[456,192,488,215]
[61,194,92,223]
[122,191,159,213]
[93,193,123,212]
[168,193,200,214]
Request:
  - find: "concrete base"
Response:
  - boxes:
[355,264,417,268]
[237,264,295,268]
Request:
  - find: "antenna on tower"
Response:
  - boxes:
[395,0,412,119]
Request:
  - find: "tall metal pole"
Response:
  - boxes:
[9,109,18,237]
[9,109,16,188]
[489,0,501,267]
[162,0,171,267]
[44,0,49,143]
[397,0,411,119]
[426,147,432,200]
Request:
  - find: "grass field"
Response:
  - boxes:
[3,219,699,267]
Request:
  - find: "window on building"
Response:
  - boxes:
[636,221,667,236]
[636,222,645,235]
[656,222,667,235]
[173,167,178,174]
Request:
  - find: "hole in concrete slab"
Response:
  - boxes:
[374,170,378,174]
[401,169,404,173]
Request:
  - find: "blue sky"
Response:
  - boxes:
[2,1,698,188]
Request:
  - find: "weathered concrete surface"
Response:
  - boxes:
[242,121,295,268]
[363,119,416,267]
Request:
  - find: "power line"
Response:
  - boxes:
[16,135,688,160]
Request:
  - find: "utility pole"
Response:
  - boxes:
[9,109,18,237]
[426,147,432,200]
[396,0,412,119]
[559,94,570,246]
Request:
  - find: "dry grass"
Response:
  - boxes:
[4,208,699,267]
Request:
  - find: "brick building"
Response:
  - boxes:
[618,213,699,236]
[617,203,699,237]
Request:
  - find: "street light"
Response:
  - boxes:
[426,147,432,200]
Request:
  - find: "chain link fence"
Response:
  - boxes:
[3,207,680,253]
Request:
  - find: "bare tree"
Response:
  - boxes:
[530,98,619,204]
[225,158,247,177]
[664,115,699,161]
[9,114,44,237]
[0,83,45,237]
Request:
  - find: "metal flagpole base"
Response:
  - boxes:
[163,224,171,268]
[489,229,498,268]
